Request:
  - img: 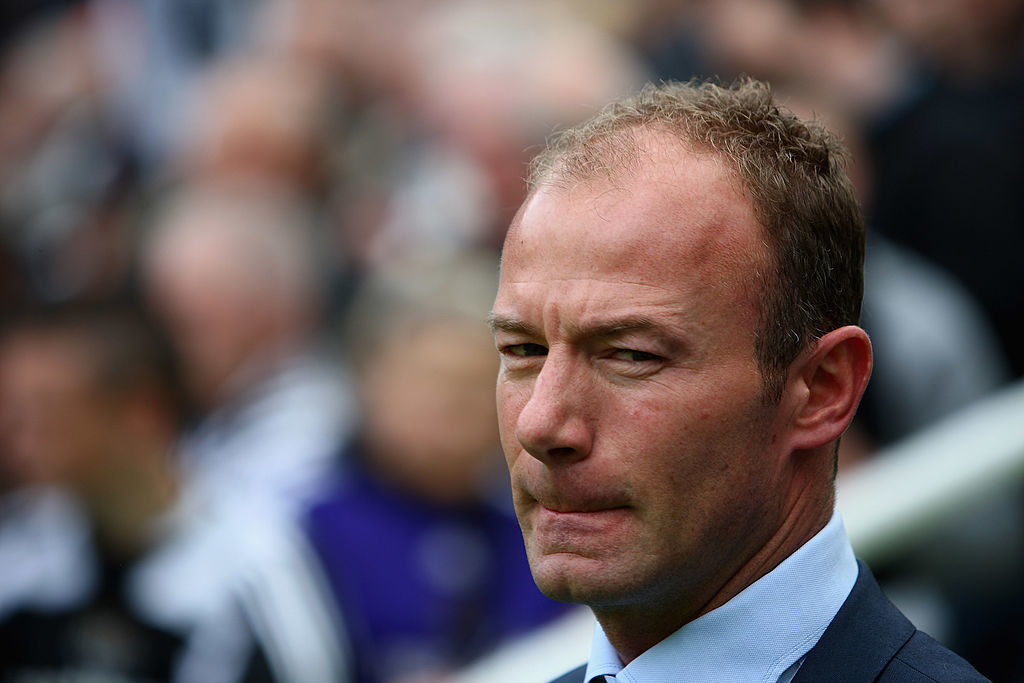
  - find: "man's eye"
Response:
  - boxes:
[611,349,662,363]
[505,343,548,358]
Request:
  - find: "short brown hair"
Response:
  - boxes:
[528,77,865,402]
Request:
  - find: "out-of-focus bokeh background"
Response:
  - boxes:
[0,0,1022,681]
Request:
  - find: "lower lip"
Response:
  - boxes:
[529,506,633,555]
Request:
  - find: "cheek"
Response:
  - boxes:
[617,389,757,488]
[495,381,525,446]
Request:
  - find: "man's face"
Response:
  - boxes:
[492,140,795,616]
[361,319,500,503]
[146,234,264,409]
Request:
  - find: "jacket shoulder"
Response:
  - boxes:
[879,631,990,682]
[796,561,988,682]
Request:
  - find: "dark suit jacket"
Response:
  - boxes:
[549,561,988,682]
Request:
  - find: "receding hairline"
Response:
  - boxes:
[527,78,801,186]
[510,125,764,264]
[518,124,762,250]
[528,122,718,191]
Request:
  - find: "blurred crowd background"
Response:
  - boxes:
[0,0,1022,681]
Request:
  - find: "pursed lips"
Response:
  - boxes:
[518,481,635,554]
[532,500,634,546]
[517,472,631,515]
[513,466,633,528]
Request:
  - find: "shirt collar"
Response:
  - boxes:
[584,510,858,683]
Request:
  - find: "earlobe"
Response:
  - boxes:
[788,326,873,452]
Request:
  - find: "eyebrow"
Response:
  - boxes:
[487,314,537,336]
[488,314,663,340]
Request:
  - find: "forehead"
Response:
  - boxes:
[499,135,764,308]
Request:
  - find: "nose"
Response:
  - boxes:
[514,351,592,465]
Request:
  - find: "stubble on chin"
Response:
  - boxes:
[523,533,641,608]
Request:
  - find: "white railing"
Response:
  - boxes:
[840,378,1024,561]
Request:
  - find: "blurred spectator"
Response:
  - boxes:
[304,253,570,682]
[409,2,647,226]
[875,0,1024,79]
[858,234,1010,447]
[173,54,336,196]
[0,6,140,303]
[0,301,346,681]
[87,0,265,168]
[302,1,650,271]
[0,302,185,679]
[141,181,356,516]
[866,0,1024,379]
[642,0,919,126]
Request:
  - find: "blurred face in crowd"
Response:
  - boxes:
[0,332,112,488]
[492,136,800,626]
[361,318,501,503]
[145,229,267,409]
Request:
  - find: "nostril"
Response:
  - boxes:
[521,441,589,466]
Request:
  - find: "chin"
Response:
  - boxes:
[529,552,636,607]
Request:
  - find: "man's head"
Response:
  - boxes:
[0,301,184,491]
[141,182,321,409]
[491,78,871,660]
[343,252,502,504]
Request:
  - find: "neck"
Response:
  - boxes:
[595,483,833,664]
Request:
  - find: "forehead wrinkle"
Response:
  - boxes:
[498,274,681,293]
[561,316,662,344]
[494,271,702,324]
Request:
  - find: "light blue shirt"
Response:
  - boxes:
[583,510,858,683]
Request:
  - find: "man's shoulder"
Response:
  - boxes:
[548,664,586,683]
[796,560,988,682]
[881,630,989,682]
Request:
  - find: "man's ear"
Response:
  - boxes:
[787,325,873,452]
